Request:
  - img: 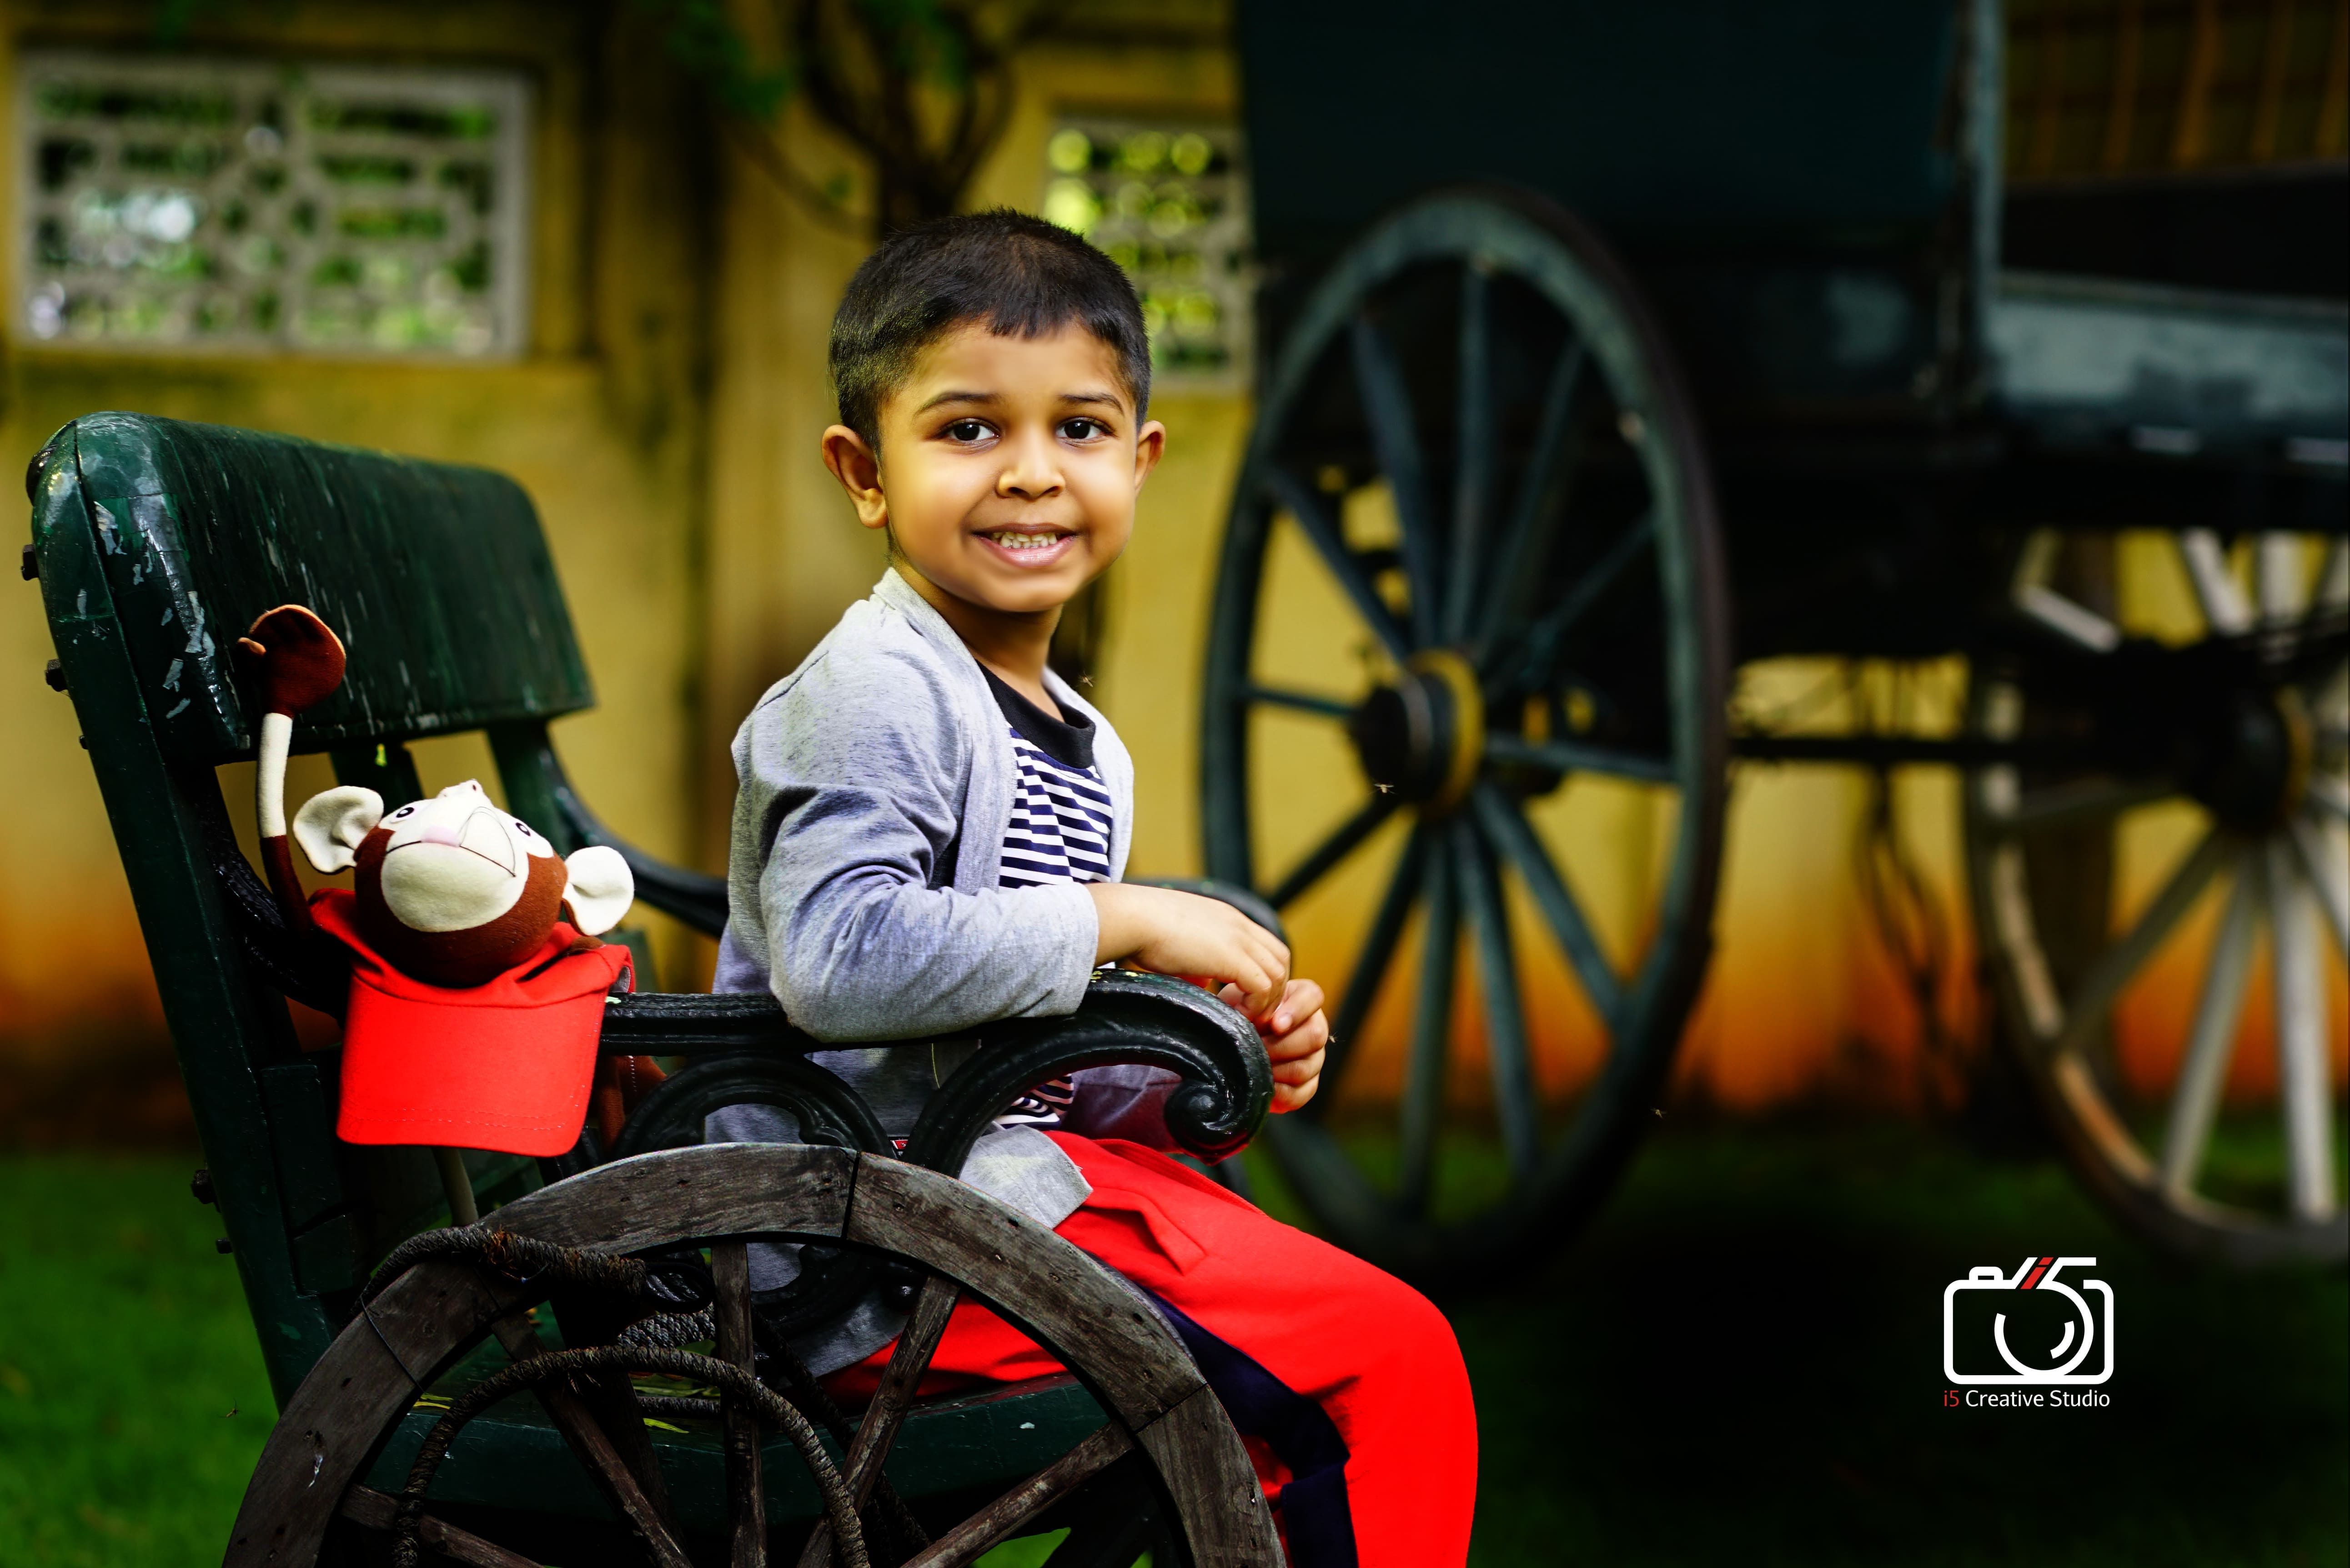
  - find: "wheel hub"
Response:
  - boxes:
[1349,651,1485,812]
[2180,686,2310,832]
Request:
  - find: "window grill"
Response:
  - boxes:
[18,52,532,358]
[1041,116,1251,390]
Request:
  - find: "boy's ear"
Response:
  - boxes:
[821,425,890,532]
[1133,418,1166,492]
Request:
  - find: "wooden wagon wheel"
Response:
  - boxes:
[1967,525,2349,1266]
[1202,187,1731,1276]
[225,1145,1278,1567]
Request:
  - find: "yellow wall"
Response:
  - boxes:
[0,2,711,1065]
[0,3,1262,1080]
[5,5,2327,1126]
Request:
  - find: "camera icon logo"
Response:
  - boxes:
[1942,1255,2114,1385]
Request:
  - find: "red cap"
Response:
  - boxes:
[311,891,633,1157]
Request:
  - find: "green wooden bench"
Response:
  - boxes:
[28,412,1281,1568]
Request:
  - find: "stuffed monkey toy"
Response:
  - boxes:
[237,606,662,1212]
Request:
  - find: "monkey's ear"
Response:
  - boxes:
[560,845,634,936]
[291,786,384,873]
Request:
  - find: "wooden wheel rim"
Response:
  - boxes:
[1966,527,2349,1268]
[226,1144,1278,1566]
[1200,187,1731,1275]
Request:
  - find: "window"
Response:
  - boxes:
[1042,116,1250,390]
[18,52,532,358]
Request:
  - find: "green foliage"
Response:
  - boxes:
[630,0,794,122]
[626,0,994,126]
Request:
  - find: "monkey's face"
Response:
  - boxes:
[371,780,554,932]
[291,779,634,988]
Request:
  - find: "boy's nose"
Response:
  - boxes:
[997,438,1064,497]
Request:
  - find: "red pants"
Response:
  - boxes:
[827,1134,1477,1566]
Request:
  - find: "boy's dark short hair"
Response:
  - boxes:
[830,209,1151,450]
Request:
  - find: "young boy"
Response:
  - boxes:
[713,210,1475,1563]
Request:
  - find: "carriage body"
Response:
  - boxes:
[1208,0,2347,1276]
[1235,0,2346,660]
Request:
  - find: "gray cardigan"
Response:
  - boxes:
[708,568,1177,1373]
[715,567,1129,1040]
[713,568,1173,1144]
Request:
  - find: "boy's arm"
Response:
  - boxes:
[1085,882,1287,1015]
[743,652,1100,1041]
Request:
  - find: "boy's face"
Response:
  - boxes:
[824,322,1164,624]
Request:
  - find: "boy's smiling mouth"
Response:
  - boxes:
[979,526,1077,561]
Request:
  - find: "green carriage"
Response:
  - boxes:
[1205,0,2347,1274]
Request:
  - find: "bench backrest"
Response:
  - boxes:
[30,412,600,1402]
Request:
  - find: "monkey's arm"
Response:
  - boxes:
[236,605,347,929]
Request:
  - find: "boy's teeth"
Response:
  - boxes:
[989,531,1061,551]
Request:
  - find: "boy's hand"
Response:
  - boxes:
[1087,883,1289,1015]
[1218,977,1329,1114]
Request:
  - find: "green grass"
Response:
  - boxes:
[0,1126,2342,1566]
[1404,1122,2350,1568]
[0,1156,274,1565]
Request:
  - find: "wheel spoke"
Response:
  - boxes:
[1320,824,1429,1100]
[484,1314,694,1568]
[1246,683,1355,721]
[341,1485,544,1568]
[1350,311,1441,646]
[1260,464,1413,663]
[1455,819,1541,1179]
[2258,531,2309,622]
[2316,535,2349,612]
[798,1273,963,1568]
[1396,831,1460,1217]
[2017,584,2123,653]
[2159,852,2261,1196]
[1479,338,1587,640]
[2178,529,2253,636]
[898,1423,1135,1568]
[1471,783,1623,1030]
[1442,263,1496,645]
[1485,733,1677,784]
[713,1242,767,1568]
[1507,511,1655,690]
[2056,828,2226,1052]
[1978,773,2176,832]
[2289,812,2349,953]
[1266,794,1400,910]
[2266,838,2339,1221]
[2307,771,2350,820]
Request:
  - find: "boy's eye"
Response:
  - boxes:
[1060,417,1109,441]
[943,419,991,442]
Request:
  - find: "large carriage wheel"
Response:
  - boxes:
[1968,526,2348,1266]
[1202,188,1730,1275]
[226,1145,1278,1567]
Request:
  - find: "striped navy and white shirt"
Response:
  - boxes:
[981,667,1111,1127]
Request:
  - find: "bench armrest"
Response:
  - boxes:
[904,971,1272,1172]
[605,971,1273,1172]
[183,761,353,1016]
